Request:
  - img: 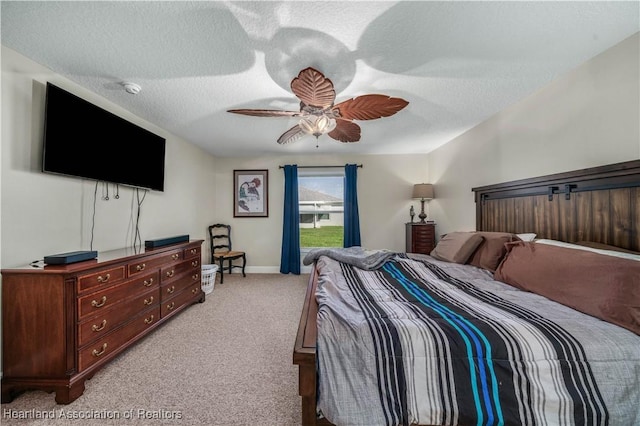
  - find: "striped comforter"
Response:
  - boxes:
[314,254,640,426]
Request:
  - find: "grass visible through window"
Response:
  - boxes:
[300,226,343,247]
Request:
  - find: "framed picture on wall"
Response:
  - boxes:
[233,169,268,217]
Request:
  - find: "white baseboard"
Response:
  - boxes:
[245,266,280,274]
[217,266,312,274]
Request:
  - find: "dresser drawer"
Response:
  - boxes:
[161,258,200,284]
[413,243,434,254]
[183,245,201,260]
[78,287,160,347]
[78,307,160,372]
[161,282,202,318]
[413,227,435,237]
[128,250,182,277]
[78,272,159,320]
[413,238,434,247]
[412,235,434,247]
[161,272,200,300]
[77,266,126,293]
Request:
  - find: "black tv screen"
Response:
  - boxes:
[42,82,166,191]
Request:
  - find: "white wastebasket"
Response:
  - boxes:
[201,264,218,295]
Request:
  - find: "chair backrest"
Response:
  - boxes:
[209,224,233,254]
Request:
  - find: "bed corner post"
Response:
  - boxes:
[294,265,326,426]
[473,188,485,231]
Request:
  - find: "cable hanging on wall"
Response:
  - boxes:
[132,188,148,252]
[102,181,109,200]
[90,181,99,251]
[99,182,123,201]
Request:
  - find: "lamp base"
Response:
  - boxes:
[418,199,427,223]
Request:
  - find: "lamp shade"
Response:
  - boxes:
[412,183,434,200]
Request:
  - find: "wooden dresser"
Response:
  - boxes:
[405,222,436,255]
[1,240,204,404]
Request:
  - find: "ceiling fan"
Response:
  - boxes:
[228,67,409,146]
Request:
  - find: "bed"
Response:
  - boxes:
[293,160,640,426]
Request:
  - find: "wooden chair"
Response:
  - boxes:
[208,224,246,284]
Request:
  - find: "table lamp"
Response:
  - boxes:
[412,183,434,223]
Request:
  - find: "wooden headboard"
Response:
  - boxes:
[472,160,640,252]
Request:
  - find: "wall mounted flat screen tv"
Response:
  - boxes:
[42,82,166,191]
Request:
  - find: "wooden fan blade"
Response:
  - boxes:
[228,109,301,118]
[328,119,361,143]
[291,67,336,109]
[277,125,305,145]
[332,94,409,121]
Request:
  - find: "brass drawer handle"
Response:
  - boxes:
[167,286,175,294]
[136,263,146,271]
[191,260,199,267]
[92,320,107,332]
[97,273,110,283]
[192,273,199,281]
[143,278,154,287]
[192,288,198,294]
[190,249,197,255]
[166,302,175,311]
[92,343,107,357]
[144,315,155,324]
[172,253,179,260]
[166,269,175,278]
[144,296,154,305]
[91,296,107,308]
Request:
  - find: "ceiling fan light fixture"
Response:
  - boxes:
[299,114,336,138]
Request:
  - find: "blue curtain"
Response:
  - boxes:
[344,164,361,247]
[280,165,300,274]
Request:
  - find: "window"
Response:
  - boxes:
[298,169,344,248]
[300,213,330,223]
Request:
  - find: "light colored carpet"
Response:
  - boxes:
[1,273,309,425]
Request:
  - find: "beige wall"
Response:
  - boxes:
[210,153,429,272]
[427,32,640,238]
[1,46,218,268]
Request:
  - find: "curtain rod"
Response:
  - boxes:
[278,164,363,169]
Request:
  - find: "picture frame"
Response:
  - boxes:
[233,169,268,217]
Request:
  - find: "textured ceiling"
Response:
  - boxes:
[2,1,638,157]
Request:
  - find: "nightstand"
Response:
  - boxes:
[405,222,436,255]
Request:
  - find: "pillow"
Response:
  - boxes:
[516,233,536,242]
[535,239,640,262]
[494,241,640,335]
[467,232,518,272]
[430,232,484,264]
